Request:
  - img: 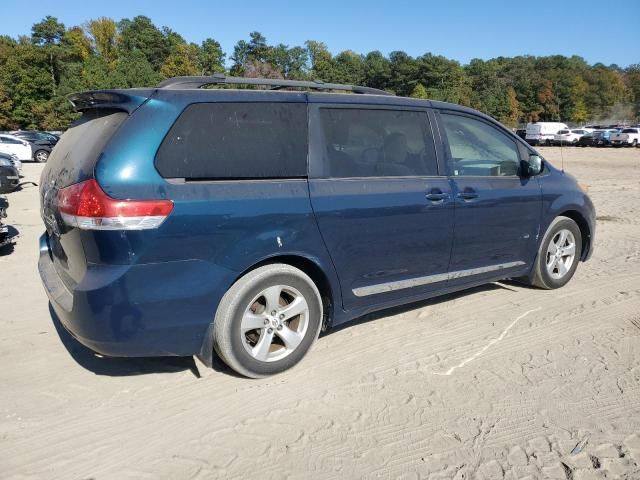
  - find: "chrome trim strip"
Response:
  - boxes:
[352,261,526,297]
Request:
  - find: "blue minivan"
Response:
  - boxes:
[39,75,595,378]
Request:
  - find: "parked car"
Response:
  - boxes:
[0,152,22,172]
[0,195,16,250]
[587,129,617,147]
[0,153,20,193]
[12,130,59,162]
[610,128,640,147]
[0,134,32,161]
[552,129,589,146]
[525,122,569,145]
[577,132,595,147]
[38,76,596,378]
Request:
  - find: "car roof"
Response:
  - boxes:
[75,86,486,121]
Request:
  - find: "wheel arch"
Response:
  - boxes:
[557,209,591,261]
[196,253,340,368]
[241,254,336,329]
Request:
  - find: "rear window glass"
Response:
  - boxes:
[46,109,127,188]
[622,129,637,133]
[155,103,308,179]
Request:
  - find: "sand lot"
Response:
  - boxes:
[1,147,640,479]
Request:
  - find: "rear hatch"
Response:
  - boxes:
[40,90,152,289]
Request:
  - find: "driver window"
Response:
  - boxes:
[441,113,520,177]
[319,108,438,178]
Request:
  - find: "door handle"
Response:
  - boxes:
[425,189,449,201]
[457,188,479,200]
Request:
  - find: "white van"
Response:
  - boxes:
[525,122,569,146]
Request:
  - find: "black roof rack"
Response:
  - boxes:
[157,74,391,96]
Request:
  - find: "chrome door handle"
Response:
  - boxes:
[426,192,448,201]
[457,189,478,200]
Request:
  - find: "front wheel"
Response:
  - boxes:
[34,150,49,163]
[213,264,323,378]
[530,216,582,289]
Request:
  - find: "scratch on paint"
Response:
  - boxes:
[432,306,542,376]
[276,236,283,248]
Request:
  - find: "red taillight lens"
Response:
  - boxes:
[57,179,173,230]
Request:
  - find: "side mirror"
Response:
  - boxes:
[522,154,543,177]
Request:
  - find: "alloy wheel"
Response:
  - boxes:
[35,150,49,162]
[240,285,310,362]
[545,229,576,280]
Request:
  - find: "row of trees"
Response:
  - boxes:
[0,15,638,130]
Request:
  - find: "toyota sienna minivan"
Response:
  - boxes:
[39,75,595,378]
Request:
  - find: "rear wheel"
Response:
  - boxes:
[34,150,49,163]
[530,216,582,289]
[213,264,323,378]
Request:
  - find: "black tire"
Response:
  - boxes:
[213,264,323,378]
[632,139,638,147]
[530,216,582,289]
[34,150,49,163]
[0,176,13,194]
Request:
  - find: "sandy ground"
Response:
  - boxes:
[1,146,640,480]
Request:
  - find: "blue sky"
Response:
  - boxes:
[2,0,638,67]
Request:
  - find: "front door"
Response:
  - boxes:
[308,105,455,310]
[437,111,542,286]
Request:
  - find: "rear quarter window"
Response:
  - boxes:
[155,102,308,179]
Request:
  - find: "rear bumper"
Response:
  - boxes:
[38,232,235,357]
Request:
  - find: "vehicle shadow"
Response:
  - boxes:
[322,281,519,337]
[49,304,202,378]
[48,281,526,379]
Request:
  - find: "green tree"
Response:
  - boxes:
[31,16,66,97]
[0,83,15,129]
[416,53,469,104]
[160,43,199,78]
[388,51,417,96]
[87,17,118,64]
[625,64,640,119]
[363,51,391,90]
[118,16,169,69]
[410,83,428,99]
[306,40,336,81]
[198,38,225,75]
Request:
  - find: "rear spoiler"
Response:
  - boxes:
[67,89,156,113]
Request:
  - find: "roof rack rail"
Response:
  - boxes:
[157,74,391,96]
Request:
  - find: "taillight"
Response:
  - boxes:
[57,179,173,230]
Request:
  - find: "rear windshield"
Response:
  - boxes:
[47,109,127,187]
[155,102,308,179]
